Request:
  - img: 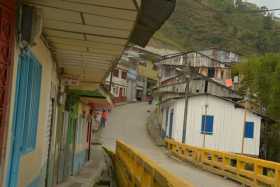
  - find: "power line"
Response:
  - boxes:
[192,1,280,15]
[238,8,280,14]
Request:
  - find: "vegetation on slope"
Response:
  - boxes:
[152,0,280,55]
[233,54,280,161]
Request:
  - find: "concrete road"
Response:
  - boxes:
[100,103,240,187]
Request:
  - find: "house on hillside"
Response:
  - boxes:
[155,50,264,156]
[159,49,239,86]
[154,70,242,102]
[199,48,240,64]
[105,65,129,104]
[155,51,242,101]
[106,46,161,103]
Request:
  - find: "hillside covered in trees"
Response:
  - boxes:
[151,0,280,55]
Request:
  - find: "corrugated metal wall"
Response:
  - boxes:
[185,95,261,155]
[162,95,261,155]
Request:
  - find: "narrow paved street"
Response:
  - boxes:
[100,103,240,187]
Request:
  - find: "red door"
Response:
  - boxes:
[0,0,16,165]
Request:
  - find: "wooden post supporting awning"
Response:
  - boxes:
[23,0,175,90]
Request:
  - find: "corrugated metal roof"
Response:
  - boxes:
[24,0,139,89]
[24,0,175,90]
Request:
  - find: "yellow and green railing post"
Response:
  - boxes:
[115,140,194,187]
[165,138,280,187]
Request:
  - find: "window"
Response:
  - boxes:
[201,115,214,135]
[113,69,119,77]
[164,66,173,78]
[121,71,127,79]
[17,52,42,153]
[244,122,254,138]
[208,68,215,78]
[112,86,118,96]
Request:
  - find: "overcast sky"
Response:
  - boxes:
[246,0,280,16]
[246,0,280,9]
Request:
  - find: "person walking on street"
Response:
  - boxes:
[92,110,99,132]
[101,109,109,128]
[104,109,109,126]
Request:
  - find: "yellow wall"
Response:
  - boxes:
[20,39,58,186]
[3,38,59,187]
[138,61,158,80]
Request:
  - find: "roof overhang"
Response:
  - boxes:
[24,0,175,91]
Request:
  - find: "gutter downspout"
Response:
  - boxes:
[203,103,209,148]
[109,71,113,94]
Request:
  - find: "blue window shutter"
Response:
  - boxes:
[206,116,213,133]
[201,115,214,135]
[16,53,30,152]
[20,52,42,153]
[244,122,254,138]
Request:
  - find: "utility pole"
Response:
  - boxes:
[109,70,113,93]
[241,89,249,154]
[181,63,193,144]
[202,104,208,147]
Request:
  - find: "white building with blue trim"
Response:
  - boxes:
[161,93,262,156]
[155,50,262,156]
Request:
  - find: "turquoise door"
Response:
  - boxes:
[7,51,42,187]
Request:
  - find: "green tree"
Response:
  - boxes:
[263,13,273,30]
[234,54,280,162]
[235,54,280,119]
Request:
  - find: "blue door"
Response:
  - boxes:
[7,51,42,187]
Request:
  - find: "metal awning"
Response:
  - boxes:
[24,0,175,90]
